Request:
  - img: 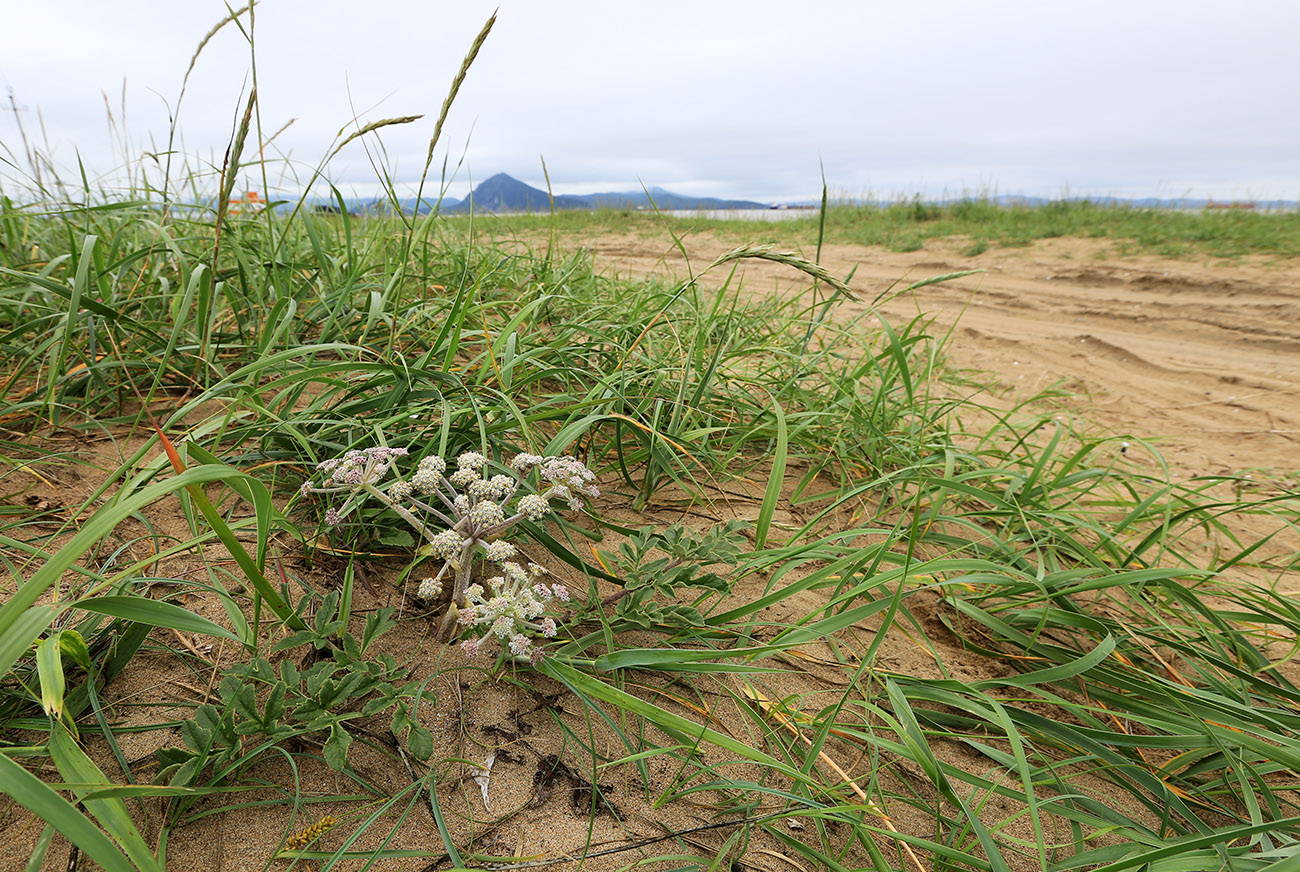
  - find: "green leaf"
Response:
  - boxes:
[361,696,393,717]
[71,596,244,645]
[263,683,287,725]
[0,606,56,692]
[180,719,211,753]
[222,677,259,724]
[58,630,92,671]
[179,468,306,632]
[35,633,66,719]
[0,465,270,682]
[540,658,805,781]
[754,395,787,549]
[971,635,1117,690]
[273,630,318,652]
[24,823,55,872]
[377,527,415,548]
[407,724,433,761]
[595,644,793,674]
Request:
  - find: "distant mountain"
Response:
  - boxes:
[385,173,770,214]
[446,173,590,212]
[581,185,768,211]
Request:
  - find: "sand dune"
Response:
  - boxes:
[586,233,1299,481]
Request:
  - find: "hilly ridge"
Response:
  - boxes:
[394,173,768,214]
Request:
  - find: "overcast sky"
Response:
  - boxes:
[2,1,1297,203]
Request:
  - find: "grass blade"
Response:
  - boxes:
[753,395,787,549]
[0,753,136,872]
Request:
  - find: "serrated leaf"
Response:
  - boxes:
[390,701,410,735]
[263,683,287,724]
[292,701,325,723]
[314,592,339,634]
[376,528,414,548]
[323,723,352,771]
[154,747,191,768]
[362,696,394,717]
[304,663,338,697]
[220,677,259,725]
[248,657,276,681]
[194,703,223,734]
[180,719,210,753]
[168,757,200,789]
[361,607,396,653]
[272,630,318,652]
[304,714,336,732]
[407,724,433,761]
[316,620,345,640]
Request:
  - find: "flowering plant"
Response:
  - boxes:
[300,447,597,659]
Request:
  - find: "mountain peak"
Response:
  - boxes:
[448,174,767,214]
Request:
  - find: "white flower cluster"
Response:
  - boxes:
[539,455,602,510]
[426,529,469,559]
[384,450,598,553]
[410,455,446,494]
[457,561,569,661]
[301,447,597,657]
[306,447,409,495]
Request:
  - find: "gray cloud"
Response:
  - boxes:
[3,1,1297,203]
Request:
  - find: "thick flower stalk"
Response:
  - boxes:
[301,448,596,649]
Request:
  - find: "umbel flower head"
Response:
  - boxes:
[458,561,568,661]
[300,447,596,659]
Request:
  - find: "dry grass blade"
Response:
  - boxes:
[743,685,930,872]
[182,3,257,87]
[422,10,497,174]
[706,243,859,300]
[263,116,297,150]
[327,115,424,163]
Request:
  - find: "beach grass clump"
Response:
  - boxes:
[1,172,1298,872]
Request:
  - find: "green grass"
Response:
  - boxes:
[469,196,1300,260]
[1,10,1299,872]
